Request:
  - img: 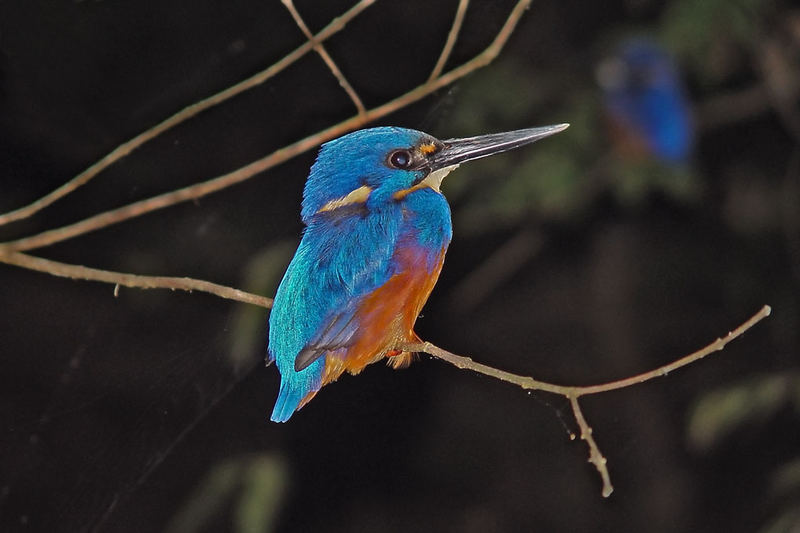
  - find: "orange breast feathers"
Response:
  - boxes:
[318,245,446,387]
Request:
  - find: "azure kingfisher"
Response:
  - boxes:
[268,124,568,422]
[597,38,693,163]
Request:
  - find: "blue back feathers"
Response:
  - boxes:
[268,127,452,422]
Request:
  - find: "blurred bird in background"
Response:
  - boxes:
[597,38,694,164]
[267,124,568,422]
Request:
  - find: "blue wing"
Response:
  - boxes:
[268,208,401,422]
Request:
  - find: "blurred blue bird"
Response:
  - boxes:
[268,124,568,422]
[597,38,693,163]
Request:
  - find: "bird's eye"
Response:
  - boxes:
[388,150,412,169]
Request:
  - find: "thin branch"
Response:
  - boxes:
[0,244,770,496]
[404,305,772,397]
[282,0,366,116]
[0,0,533,254]
[404,305,770,495]
[0,0,376,228]
[0,252,273,308]
[428,0,470,81]
[3,0,768,497]
[569,396,613,497]
[570,305,772,395]
[2,249,767,402]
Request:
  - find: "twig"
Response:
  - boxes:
[282,0,366,116]
[1,0,769,497]
[0,0,376,228]
[405,305,771,397]
[569,396,612,497]
[0,252,273,308]
[0,245,770,495]
[428,0,470,81]
[404,304,771,495]
[569,305,771,395]
[0,0,533,254]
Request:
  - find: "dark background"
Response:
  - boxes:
[1,1,798,532]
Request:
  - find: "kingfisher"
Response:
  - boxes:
[597,38,693,163]
[267,124,568,422]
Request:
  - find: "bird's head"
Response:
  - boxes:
[301,125,569,221]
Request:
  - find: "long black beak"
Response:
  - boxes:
[429,124,569,171]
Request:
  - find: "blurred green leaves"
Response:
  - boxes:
[687,372,800,451]
[166,454,288,533]
[228,241,296,372]
[661,0,775,82]
[689,372,800,532]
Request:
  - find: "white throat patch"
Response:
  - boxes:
[421,164,459,193]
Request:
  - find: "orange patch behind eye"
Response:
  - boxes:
[419,142,436,155]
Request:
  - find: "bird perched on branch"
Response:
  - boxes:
[268,124,568,422]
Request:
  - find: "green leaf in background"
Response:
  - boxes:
[166,454,288,533]
[235,456,289,533]
[687,372,800,452]
[228,241,297,372]
[661,0,776,83]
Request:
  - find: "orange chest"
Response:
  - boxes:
[323,246,446,379]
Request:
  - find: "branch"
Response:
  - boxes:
[0,0,533,254]
[404,306,771,397]
[282,0,366,116]
[428,0,470,81]
[0,0,376,228]
[0,252,273,308]
[403,304,772,496]
[569,396,612,497]
[1,0,771,498]
[0,247,770,496]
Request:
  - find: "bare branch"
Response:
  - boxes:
[2,0,770,497]
[0,242,769,495]
[0,0,533,254]
[570,305,772,395]
[404,305,771,495]
[0,252,273,308]
[405,306,771,397]
[569,396,613,497]
[429,0,470,81]
[2,248,766,405]
[282,0,366,116]
[0,0,376,228]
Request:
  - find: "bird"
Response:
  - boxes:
[267,124,569,422]
[597,38,693,163]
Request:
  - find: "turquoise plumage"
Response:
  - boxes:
[268,124,568,422]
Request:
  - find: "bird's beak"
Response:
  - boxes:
[428,124,570,171]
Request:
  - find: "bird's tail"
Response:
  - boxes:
[271,381,311,423]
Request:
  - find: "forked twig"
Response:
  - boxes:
[0,0,772,497]
[0,247,771,496]
[282,0,367,116]
[0,0,376,228]
[404,304,772,496]
[0,0,533,255]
